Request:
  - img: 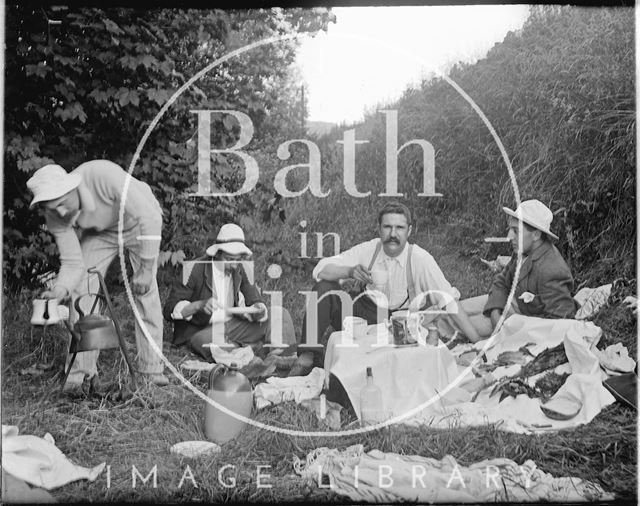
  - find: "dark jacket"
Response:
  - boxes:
[484,241,579,319]
[163,256,263,346]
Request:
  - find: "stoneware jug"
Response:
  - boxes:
[204,363,253,444]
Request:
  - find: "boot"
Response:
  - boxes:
[288,352,315,377]
[143,373,169,387]
[30,299,46,326]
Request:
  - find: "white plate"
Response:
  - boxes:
[170,440,221,458]
[226,306,261,315]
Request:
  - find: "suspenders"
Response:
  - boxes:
[366,240,416,307]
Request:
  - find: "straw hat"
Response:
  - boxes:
[503,199,559,240]
[27,164,82,208]
[206,224,252,257]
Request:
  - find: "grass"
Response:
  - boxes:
[2,221,637,503]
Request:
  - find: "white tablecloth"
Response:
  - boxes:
[323,324,459,420]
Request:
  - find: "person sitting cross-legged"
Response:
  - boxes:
[297,201,481,372]
[163,224,298,361]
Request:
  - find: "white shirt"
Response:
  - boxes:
[313,238,460,311]
[171,264,245,323]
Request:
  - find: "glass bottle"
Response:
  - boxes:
[360,367,384,426]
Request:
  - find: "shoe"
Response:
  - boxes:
[62,372,86,394]
[274,355,298,370]
[288,352,315,377]
[240,357,277,380]
[31,299,46,326]
[143,373,169,387]
[89,375,110,396]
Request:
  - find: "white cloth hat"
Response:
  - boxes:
[27,164,82,208]
[503,199,559,240]
[206,223,252,257]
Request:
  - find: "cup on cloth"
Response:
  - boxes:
[390,310,426,345]
[343,316,368,339]
[390,310,412,345]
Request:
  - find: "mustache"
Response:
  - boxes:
[384,238,400,244]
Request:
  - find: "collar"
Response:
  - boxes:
[380,242,409,268]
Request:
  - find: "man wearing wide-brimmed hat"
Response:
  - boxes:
[443,199,579,341]
[163,223,298,360]
[27,160,167,390]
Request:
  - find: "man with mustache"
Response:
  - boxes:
[294,201,480,374]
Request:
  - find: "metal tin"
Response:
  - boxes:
[390,314,409,345]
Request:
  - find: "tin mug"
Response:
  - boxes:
[390,310,420,345]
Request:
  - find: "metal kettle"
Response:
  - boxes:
[59,266,138,393]
[63,294,119,351]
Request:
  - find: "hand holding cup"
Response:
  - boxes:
[370,268,388,292]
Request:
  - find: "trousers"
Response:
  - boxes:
[301,280,392,365]
[66,227,164,384]
[436,294,520,339]
[188,306,297,360]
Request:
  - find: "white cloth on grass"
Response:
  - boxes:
[2,425,105,490]
[594,343,636,375]
[403,316,615,433]
[293,444,614,503]
[254,367,325,409]
[324,323,461,421]
[574,284,611,320]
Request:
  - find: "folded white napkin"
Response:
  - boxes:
[2,425,105,490]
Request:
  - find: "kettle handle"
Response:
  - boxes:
[208,364,227,390]
[73,293,103,318]
[63,318,82,345]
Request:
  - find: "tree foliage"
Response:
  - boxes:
[4,6,333,290]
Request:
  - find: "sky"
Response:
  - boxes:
[296,5,531,124]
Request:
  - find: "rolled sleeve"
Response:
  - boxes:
[312,256,337,281]
[46,215,85,295]
[312,240,376,281]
